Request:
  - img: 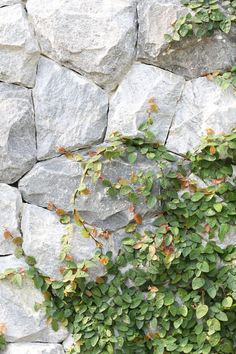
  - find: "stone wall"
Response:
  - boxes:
[0,1,235,353]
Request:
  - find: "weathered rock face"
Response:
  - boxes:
[0,256,68,343]
[19,153,160,230]
[0,184,22,255]
[166,77,236,154]
[137,0,236,78]
[27,0,137,90]
[0,0,21,6]
[106,63,185,142]
[33,57,108,160]
[0,4,39,87]
[2,343,65,354]
[0,83,36,184]
[21,204,97,279]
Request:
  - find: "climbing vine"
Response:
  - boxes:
[1,112,236,353]
[164,0,236,90]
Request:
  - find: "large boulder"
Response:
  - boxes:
[0,184,22,255]
[21,204,98,280]
[106,63,185,142]
[137,0,236,78]
[19,153,160,230]
[0,83,36,184]
[166,77,236,154]
[33,57,108,160]
[2,343,65,354]
[27,0,137,90]
[0,4,39,87]
[0,256,68,342]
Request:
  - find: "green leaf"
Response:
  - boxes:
[51,320,59,332]
[216,311,228,322]
[191,192,205,202]
[192,277,205,290]
[12,273,23,288]
[222,296,233,308]
[196,304,208,319]
[147,195,157,209]
[219,223,230,241]
[91,335,99,347]
[213,203,223,212]
[220,18,231,33]
[128,152,137,164]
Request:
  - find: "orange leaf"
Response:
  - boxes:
[128,204,135,213]
[133,213,143,225]
[148,285,158,293]
[47,201,55,211]
[209,146,216,155]
[212,178,225,184]
[99,256,109,265]
[204,224,211,234]
[205,128,215,135]
[65,255,74,261]
[0,323,6,335]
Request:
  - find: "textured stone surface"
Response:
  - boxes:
[19,156,83,211]
[106,63,185,142]
[33,57,108,160]
[19,153,159,230]
[0,256,68,342]
[137,0,236,78]
[0,184,22,255]
[166,78,236,154]
[0,0,21,6]
[0,4,39,87]
[21,204,97,279]
[0,83,36,184]
[2,343,65,354]
[27,0,137,90]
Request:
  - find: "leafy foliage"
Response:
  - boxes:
[1,116,236,353]
[164,0,236,43]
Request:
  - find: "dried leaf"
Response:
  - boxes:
[134,213,143,225]
[56,208,67,216]
[205,128,215,135]
[210,146,216,155]
[3,229,12,240]
[99,256,109,265]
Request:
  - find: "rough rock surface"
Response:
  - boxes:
[2,343,65,354]
[166,78,236,154]
[21,204,97,279]
[0,4,39,87]
[27,0,137,90]
[0,184,22,255]
[0,83,36,184]
[0,0,21,6]
[137,0,236,78]
[0,256,68,342]
[19,153,159,230]
[19,156,82,211]
[33,57,108,160]
[106,63,185,142]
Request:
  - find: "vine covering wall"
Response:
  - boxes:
[0,0,236,353]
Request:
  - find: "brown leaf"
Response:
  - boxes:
[148,285,158,293]
[212,178,225,184]
[134,213,143,225]
[149,244,156,258]
[99,256,109,265]
[55,208,67,216]
[47,201,55,211]
[133,242,143,250]
[128,204,135,213]
[0,323,6,335]
[85,290,93,297]
[204,224,211,234]
[96,277,104,284]
[3,229,12,240]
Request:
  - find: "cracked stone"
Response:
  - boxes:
[27,0,137,90]
[0,255,68,343]
[33,57,108,160]
[0,83,36,184]
[106,62,185,143]
[137,0,236,78]
[0,184,22,255]
[166,77,236,154]
[0,4,39,87]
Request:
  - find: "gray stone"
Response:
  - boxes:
[0,184,22,255]
[0,83,36,184]
[19,156,83,212]
[0,0,21,6]
[33,57,108,160]
[0,4,39,87]
[21,204,97,280]
[27,0,137,90]
[137,0,236,78]
[0,256,68,343]
[166,77,236,154]
[19,152,160,231]
[105,63,185,143]
[2,343,65,354]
